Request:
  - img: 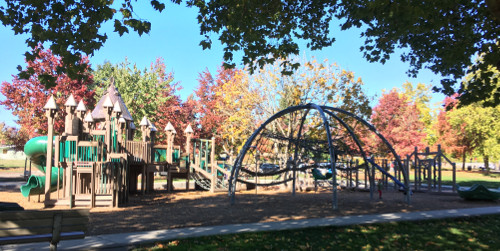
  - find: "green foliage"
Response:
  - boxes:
[447,103,500,171]
[0,0,157,87]
[337,0,500,106]
[3,1,498,106]
[92,58,175,135]
[134,215,500,250]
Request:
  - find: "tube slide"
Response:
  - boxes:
[20,136,62,197]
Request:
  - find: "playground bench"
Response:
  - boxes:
[0,209,89,251]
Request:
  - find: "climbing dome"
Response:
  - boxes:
[229,104,411,209]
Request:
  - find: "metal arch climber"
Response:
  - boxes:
[228,104,411,210]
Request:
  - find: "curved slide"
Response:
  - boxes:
[20,136,62,197]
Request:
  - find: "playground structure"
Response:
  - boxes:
[406,146,457,192]
[228,104,462,210]
[21,81,229,208]
[229,104,412,210]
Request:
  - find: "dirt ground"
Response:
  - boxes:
[1,177,499,236]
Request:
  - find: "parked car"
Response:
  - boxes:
[259,163,280,174]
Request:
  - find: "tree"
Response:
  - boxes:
[194,66,235,140]
[251,57,372,159]
[2,1,498,105]
[435,96,474,170]
[92,58,175,139]
[446,103,500,173]
[0,47,95,149]
[214,68,261,156]
[401,82,436,145]
[369,89,427,157]
[155,94,198,150]
[252,57,372,121]
[337,1,499,105]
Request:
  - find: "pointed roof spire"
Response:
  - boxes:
[64,94,77,107]
[76,100,87,112]
[184,124,194,134]
[164,122,175,132]
[91,78,133,121]
[102,95,113,108]
[113,101,122,113]
[139,116,149,126]
[43,95,57,110]
[84,112,94,122]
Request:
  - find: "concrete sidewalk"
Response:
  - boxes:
[2,206,500,251]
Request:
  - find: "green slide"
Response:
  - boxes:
[20,136,62,197]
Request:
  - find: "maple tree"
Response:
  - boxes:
[0,47,95,149]
[194,66,235,140]
[435,96,474,170]
[155,94,198,150]
[369,89,427,158]
[401,82,436,145]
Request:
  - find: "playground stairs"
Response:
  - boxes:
[191,172,228,192]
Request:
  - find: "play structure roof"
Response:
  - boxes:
[91,80,133,122]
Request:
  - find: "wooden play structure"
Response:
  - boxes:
[188,138,232,192]
[23,80,231,208]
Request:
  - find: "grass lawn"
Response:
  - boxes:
[419,170,500,188]
[0,159,25,171]
[134,214,500,251]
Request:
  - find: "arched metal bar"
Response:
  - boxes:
[229,105,308,203]
[322,106,411,203]
[308,104,338,210]
[292,108,311,195]
[322,109,374,198]
[230,104,339,209]
[230,104,411,208]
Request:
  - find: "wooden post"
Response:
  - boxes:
[164,122,175,163]
[103,96,114,154]
[210,137,216,193]
[184,125,193,191]
[91,163,96,208]
[43,96,57,206]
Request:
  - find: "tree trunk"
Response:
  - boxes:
[461,151,466,171]
[484,155,490,174]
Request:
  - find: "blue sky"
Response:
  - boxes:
[0,3,445,128]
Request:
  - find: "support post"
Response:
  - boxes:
[210,137,216,193]
[437,145,442,192]
[452,162,456,192]
[184,125,193,191]
[43,96,57,206]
